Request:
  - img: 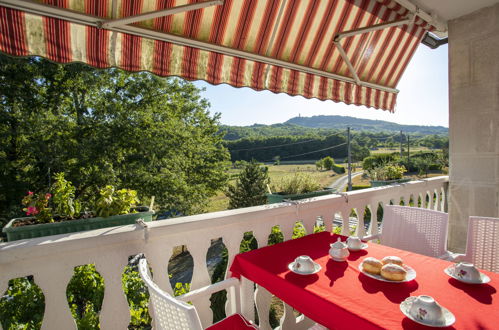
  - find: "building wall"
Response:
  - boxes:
[448,3,499,251]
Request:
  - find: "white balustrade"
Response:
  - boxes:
[0,176,448,330]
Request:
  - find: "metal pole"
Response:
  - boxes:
[347,127,352,191]
[400,131,403,158]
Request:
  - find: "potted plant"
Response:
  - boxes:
[2,173,153,241]
[368,164,410,187]
[266,173,333,204]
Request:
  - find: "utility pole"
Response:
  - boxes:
[347,127,352,191]
[407,135,410,165]
[400,130,403,158]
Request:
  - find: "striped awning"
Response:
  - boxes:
[0,0,438,112]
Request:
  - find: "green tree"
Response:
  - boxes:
[322,156,335,170]
[226,160,270,209]
[0,54,230,225]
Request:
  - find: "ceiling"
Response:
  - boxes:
[410,0,499,22]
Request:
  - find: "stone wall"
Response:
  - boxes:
[448,3,499,251]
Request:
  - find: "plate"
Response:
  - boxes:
[348,243,368,251]
[358,263,416,283]
[444,265,490,284]
[400,296,456,327]
[288,261,321,275]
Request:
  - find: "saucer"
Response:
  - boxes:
[400,296,456,327]
[444,265,490,284]
[358,263,416,283]
[288,261,321,275]
[348,243,368,251]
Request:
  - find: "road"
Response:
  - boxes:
[328,171,364,192]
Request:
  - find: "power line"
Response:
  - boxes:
[229,131,345,152]
[267,142,347,162]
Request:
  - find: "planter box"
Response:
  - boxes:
[266,189,333,204]
[370,178,411,187]
[2,207,153,242]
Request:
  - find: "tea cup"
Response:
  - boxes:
[454,262,481,282]
[409,295,445,325]
[347,236,362,250]
[294,255,315,273]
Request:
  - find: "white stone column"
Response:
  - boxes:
[448,3,499,251]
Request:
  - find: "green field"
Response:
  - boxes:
[370,147,440,154]
[205,164,345,212]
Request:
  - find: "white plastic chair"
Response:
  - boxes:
[459,216,499,273]
[364,205,453,259]
[138,258,257,330]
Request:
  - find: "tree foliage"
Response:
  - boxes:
[0,54,230,226]
[226,160,269,209]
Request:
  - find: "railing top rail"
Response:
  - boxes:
[0,176,449,264]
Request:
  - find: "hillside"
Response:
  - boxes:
[286,115,448,135]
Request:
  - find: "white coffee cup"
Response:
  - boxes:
[294,255,315,273]
[409,295,445,325]
[347,236,362,249]
[455,262,481,282]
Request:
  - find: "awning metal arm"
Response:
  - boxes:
[100,0,223,29]
[0,0,399,94]
[333,15,414,86]
[334,16,413,42]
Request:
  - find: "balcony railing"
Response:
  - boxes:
[0,176,448,330]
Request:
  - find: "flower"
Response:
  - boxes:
[45,193,52,199]
[28,191,33,196]
[26,206,39,216]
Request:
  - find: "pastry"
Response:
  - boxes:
[381,256,403,266]
[362,257,383,275]
[380,264,407,281]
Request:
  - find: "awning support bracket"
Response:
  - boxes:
[333,15,414,86]
[99,0,224,28]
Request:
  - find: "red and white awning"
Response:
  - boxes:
[0,0,441,112]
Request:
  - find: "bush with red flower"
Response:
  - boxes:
[22,191,53,223]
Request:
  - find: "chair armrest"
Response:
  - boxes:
[362,234,380,241]
[177,277,239,302]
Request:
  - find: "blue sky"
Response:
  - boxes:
[194,44,448,127]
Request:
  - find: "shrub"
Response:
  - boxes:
[272,173,321,195]
[362,153,396,171]
[331,164,345,174]
[369,164,406,181]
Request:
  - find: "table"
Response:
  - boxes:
[230,232,499,329]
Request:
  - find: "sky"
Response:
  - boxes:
[194,43,449,128]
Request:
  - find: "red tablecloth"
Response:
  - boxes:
[230,232,498,329]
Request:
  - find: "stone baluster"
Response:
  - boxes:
[367,204,379,237]
[188,237,213,327]
[340,209,351,236]
[0,276,7,330]
[96,252,131,330]
[223,232,244,316]
[145,241,174,295]
[254,285,273,330]
[280,303,300,329]
[302,214,316,235]
[354,206,366,238]
[251,225,273,328]
[35,264,76,330]
[323,211,334,233]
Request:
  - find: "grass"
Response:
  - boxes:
[205,164,344,213]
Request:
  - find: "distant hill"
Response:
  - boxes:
[285,115,448,135]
